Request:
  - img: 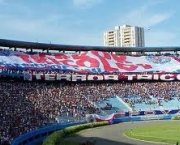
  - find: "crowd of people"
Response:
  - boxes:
[1,48,180,145]
[1,80,180,144]
[120,82,180,108]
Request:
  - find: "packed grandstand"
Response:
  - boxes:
[1,40,180,145]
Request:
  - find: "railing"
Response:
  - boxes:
[11,121,86,145]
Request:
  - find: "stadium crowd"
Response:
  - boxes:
[1,80,180,144]
[2,44,180,145]
[121,82,180,108]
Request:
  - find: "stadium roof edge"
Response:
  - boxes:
[0,38,180,52]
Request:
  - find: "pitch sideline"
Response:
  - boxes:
[123,133,171,145]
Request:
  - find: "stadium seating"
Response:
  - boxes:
[1,81,180,144]
[1,49,180,144]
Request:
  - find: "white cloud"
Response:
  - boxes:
[142,13,172,28]
[73,0,102,9]
[0,14,102,46]
[0,0,177,47]
[146,31,178,46]
[0,0,9,6]
[117,1,173,28]
[0,13,64,42]
[114,1,176,47]
[0,0,4,5]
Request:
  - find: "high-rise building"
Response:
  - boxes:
[103,25,145,54]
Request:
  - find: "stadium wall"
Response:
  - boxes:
[11,122,85,145]
[11,114,176,145]
[112,114,173,124]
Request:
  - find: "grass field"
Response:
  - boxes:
[124,121,180,144]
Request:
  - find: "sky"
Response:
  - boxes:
[0,0,180,47]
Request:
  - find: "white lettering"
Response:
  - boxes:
[57,74,71,81]
[124,74,136,81]
[153,74,159,80]
[104,75,118,81]
[31,73,180,82]
[35,74,42,80]
[176,74,180,80]
[45,74,55,81]
[137,74,152,80]
[160,74,174,81]
[72,75,86,81]
[87,75,104,81]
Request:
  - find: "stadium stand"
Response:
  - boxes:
[1,39,180,144]
[2,80,180,144]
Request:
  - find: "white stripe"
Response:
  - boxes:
[123,133,169,145]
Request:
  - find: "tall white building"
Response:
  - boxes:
[104,25,145,54]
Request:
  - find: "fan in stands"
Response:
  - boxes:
[1,41,180,145]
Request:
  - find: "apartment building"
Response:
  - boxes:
[104,25,145,55]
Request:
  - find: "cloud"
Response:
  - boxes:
[0,0,9,6]
[72,0,102,9]
[0,0,102,46]
[118,1,174,28]
[113,1,176,47]
[125,9,173,28]
[146,31,178,46]
[0,13,64,41]
[142,13,172,28]
[0,0,4,5]
[0,13,102,46]
[0,0,177,47]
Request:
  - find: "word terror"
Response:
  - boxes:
[29,73,180,82]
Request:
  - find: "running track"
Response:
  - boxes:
[66,120,171,145]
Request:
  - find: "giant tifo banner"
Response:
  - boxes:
[24,73,180,81]
[1,50,180,73]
